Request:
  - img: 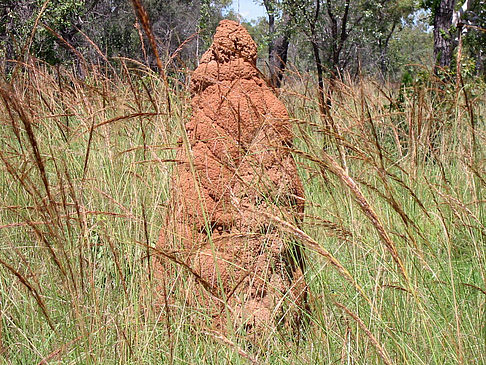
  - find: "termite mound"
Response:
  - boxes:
[156,19,307,335]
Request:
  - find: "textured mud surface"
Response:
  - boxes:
[157,20,307,333]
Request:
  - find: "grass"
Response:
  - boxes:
[0,60,484,364]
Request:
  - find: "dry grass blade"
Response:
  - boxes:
[130,0,163,74]
[320,151,409,282]
[82,117,96,180]
[28,222,67,278]
[166,32,199,68]
[74,26,118,78]
[130,0,172,114]
[460,282,486,296]
[141,202,151,279]
[139,242,220,299]
[243,204,371,305]
[37,335,82,365]
[93,112,159,130]
[11,0,50,79]
[334,300,394,365]
[92,186,136,219]
[41,23,88,73]
[0,150,42,205]
[0,87,54,204]
[0,257,55,331]
[203,329,260,365]
[103,227,128,297]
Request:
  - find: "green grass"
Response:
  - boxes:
[0,62,484,364]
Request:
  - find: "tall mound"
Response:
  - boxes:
[157,19,307,334]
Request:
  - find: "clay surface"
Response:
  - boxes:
[157,20,307,334]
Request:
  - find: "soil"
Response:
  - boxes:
[156,19,307,335]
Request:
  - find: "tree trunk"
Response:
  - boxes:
[433,0,456,69]
[311,39,327,118]
[263,0,290,88]
[1,2,16,74]
[309,0,331,120]
[379,21,397,79]
[326,0,350,80]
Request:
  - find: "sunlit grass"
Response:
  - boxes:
[0,61,484,364]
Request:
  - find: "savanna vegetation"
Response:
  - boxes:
[0,0,485,364]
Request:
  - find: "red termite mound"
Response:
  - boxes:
[157,20,307,333]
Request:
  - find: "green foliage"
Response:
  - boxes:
[0,0,483,80]
[388,11,434,78]
[279,0,421,78]
[198,0,212,43]
[0,0,234,71]
[463,0,486,78]
[32,0,86,64]
[37,0,84,28]
[421,0,442,18]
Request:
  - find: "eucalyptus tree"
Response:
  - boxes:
[423,0,483,73]
[0,0,230,74]
[276,0,416,113]
[0,0,93,70]
[358,1,418,77]
[423,0,457,69]
[263,0,292,88]
[462,0,485,76]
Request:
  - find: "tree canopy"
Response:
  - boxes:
[0,0,485,81]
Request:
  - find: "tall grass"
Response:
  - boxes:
[0,60,484,364]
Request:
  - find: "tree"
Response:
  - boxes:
[422,0,485,75]
[461,0,485,77]
[0,0,98,68]
[0,1,18,73]
[263,0,291,88]
[387,11,434,78]
[279,0,416,118]
[431,0,456,68]
[284,0,417,79]
[359,1,418,77]
[0,0,232,74]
